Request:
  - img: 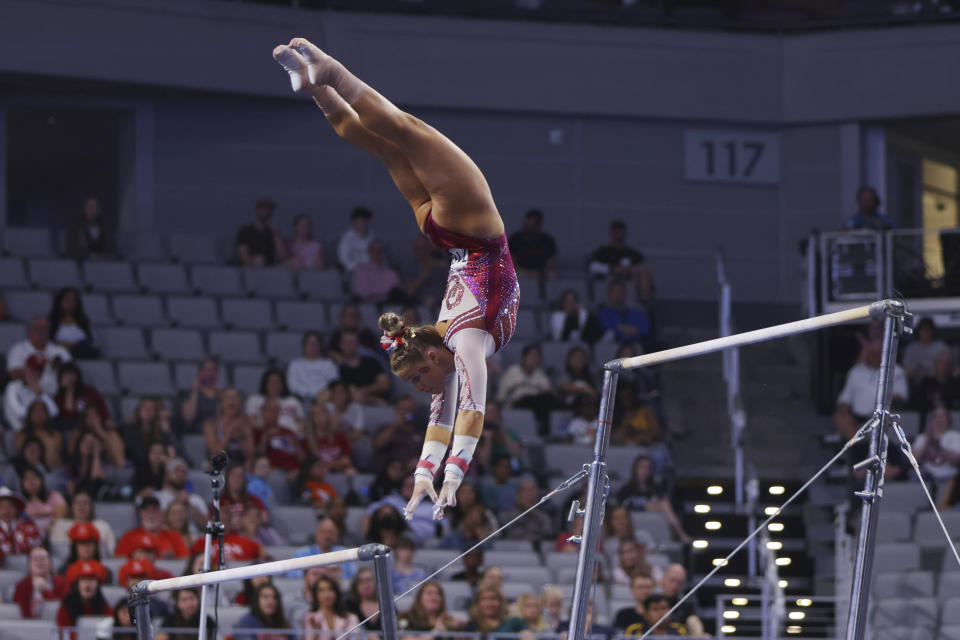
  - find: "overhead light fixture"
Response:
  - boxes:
[706,485,723,495]
[767,541,783,550]
[769,485,785,495]
[694,504,711,514]
[723,611,740,619]
[705,521,722,530]
[764,507,780,516]
[796,599,812,607]
[721,625,737,634]
[732,598,748,606]
[692,539,709,549]
[768,523,785,532]
[724,578,741,587]
[775,557,792,566]
[779,579,789,588]
[789,611,806,620]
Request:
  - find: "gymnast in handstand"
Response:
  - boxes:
[273,38,519,520]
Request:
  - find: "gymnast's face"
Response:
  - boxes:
[397,350,450,395]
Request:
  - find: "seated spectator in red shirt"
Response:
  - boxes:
[59,522,103,576]
[14,546,68,619]
[257,399,307,473]
[297,458,339,508]
[350,241,405,304]
[0,487,43,555]
[115,496,189,559]
[54,362,112,432]
[190,528,266,563]
[57,560,112,633]
[305,403,353,473]
[220,464,268,532]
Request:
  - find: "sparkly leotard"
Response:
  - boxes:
[423,212,520,353]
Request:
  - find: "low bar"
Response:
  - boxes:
[142,547,362,594]
[611,303,880,372]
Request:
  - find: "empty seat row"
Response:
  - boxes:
[876,510,960,545]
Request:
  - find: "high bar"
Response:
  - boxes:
[141,546,371,594]
[609,300,903,372]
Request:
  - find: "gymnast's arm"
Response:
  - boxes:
[404,377,458,518]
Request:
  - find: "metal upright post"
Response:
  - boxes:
[845,300,907,640]
[370,546,400,640]
[130,581,155,640]
[568,368,619,640]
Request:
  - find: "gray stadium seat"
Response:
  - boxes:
[29,258,81,289]
[151,328,205,361]
[881,483,927,514]
[944,600,960,626]
[220,605,255,635]
[117,361,175,396]
[173,362,227,391]
[516,275,541,306]
[630,512,672,544]
[362,405,395,430]
[99,327,149,359]
[541,341,585,375]
[0,323,26,354]
[940,625,960,640]
[221,298,273,330]
[83,261,138,293]
[873,571,934,598]
[230,365,264,394]
[0,257,27,288]
[592,341,621,368]
[83,293,113,325]
[3,228,52,257]
[898,411,922,439]
[243,267,298,299]
[167,296,220,329]
[78,360,119,395]
[4,290,51,321]
[209,331,261,363]
[494,540,535,553]
[271,506,318,545]
[501,565,550,585]
[914,510,960,546]
[298,269,344,299]
[192,265,244,297]
[266,332,303,364]
[941,549,960,574]
[170,232,219,264]
[545,277,591,306]
[877,511,912,543]
[870,625,934,640]
[345,507,365,538]
[485,550,543,568]
[137,263,191,294]
[874,543,921,572]
[514,309,540,341]
[439,581,474,609]
[275,300,327,331]
[416,549,461,571]
[95,501,138,535]
[118,231,168,262]
[0,620,58,640]
[939,571,960,600]
[112,294,167,327]
[871,597,937,630]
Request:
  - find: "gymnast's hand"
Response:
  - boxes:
[404,476,438,520]
[433,480,460,521]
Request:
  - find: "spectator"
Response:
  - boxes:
[54,361,112,432]
[540,585,564,632]
[904,318,951,386]
[287,332,339,403]
[474,402,529,475]
[464,587,527,633]
[633,594,686,636]
[845,185,896,231]
[286,567,325,632]
[614,455,689,543]
[49,288,98,359]
[367,458,406,504]
[566,398,598,445]
[305,403,354,473]
[10,435,56,493]
[327,304,379,357]
[496,344,558,436]
[439,503,492,550]
[372,474,449,543]
[400,581,459,634]
[117,558,173,619]
[448,482,498,531]
[235,576,274,606]
[0,487,43,554]
[325,497,364,548]
[203,388,255,464]
[297,457,338,507]
[235,583,294,640]
[286,214,324,272]
[246,369,306,435]
[155,457,208,532]
[613,538,655,584]
[337,206,374,273]
[291,519,356,580]
[66,196,115,261]
[56,560,112,631]
[14,400,63,470]
[7,314,71,393]
[220,464,268,531]
[451,547,485,587]
[558,345,598,411]
[478,566,504,592]
[913,406,960,486]
[122,398,177,469]
[180,358,222,434]
[365,504,409,549]
[247,455,278,507]
[236,197,287,267]
[613,574,656,630]
[258,399,307,473]
[509,208,557,282]
[66,405,125,498]
[605,505,636,543]
[391,536,428,594]
[60,522,103,576]
[614,386,664,452]
[305,576,359,638]
[157,588,215,640]
[115,495,190,559]
[550,289,603,345]
[337,331,390,405]
[190,508,268,563]
[131,442,170,498]
[14,546,68,619]
[916,350,960,411]
[164,501,197,548]
[372,395,424,469]
[515,592,551,633]
[834,339,908,430]
[103,600,134,638]
[19,465,66,536]
[502,477,552,542]
[658,564,704,635]
[48,491,117,557]
[325,380,366,440]
[405,235,448,308]
[479,456,519,516]
[588,220,652,301]
[345,567,382,632]
[4,365,59,433]
[351,240,404,304]
[558,603,615,640]
[596,280,652,347]
[239,499,284,547]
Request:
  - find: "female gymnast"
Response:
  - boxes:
[273,38,519,520]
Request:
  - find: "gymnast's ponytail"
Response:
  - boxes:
[378,311,443,374]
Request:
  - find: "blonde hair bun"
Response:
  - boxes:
[378,311,405,338]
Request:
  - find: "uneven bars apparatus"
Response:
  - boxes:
[566,299,908,640]
[129,544,400,640]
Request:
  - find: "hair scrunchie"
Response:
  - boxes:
[379,325,406,353]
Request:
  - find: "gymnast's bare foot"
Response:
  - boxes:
[288,37,367,103]
[272,45,311,92]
